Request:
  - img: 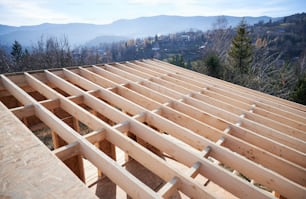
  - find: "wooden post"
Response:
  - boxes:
[73,117,80,133]
[50,107,85,182]
[63,154,85,182]
[92,110,116,178]
[51,128,85,182]
[51,130,67,149]
[96,140,116,178]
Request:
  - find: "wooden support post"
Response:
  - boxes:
[51,128,85,182]
[122,131,136,162]
[73,117,80,133]
[90,109,116,178]
[96,139,116,178]
[50,109,68,149]
[63,153,85,182]
[49,107,85,182]
[51,130,67,149]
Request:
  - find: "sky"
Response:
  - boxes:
[0,0,305,26]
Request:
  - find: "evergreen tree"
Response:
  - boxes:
[22,48,31,71]
[228,19,253,74]
[11,40,23,66]
[204,53,222,78]
[169,54,185,68]
[290,74,306,105]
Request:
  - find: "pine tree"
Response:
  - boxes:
[169,54,185,68]
[290,74,306,105]
[11,40,23,66]
[228,19,253,74]
[204,53,222,78]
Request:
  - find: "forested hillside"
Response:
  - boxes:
[0,15,270,46]
[0,13,305,104]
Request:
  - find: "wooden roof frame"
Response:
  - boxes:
[0,59,305,198]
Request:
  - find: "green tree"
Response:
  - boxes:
[204,53,222,78]
[11,40,23,66]
[228,19,253,74]
[290,74,306,105]
[169,54,185,68]
[22,48,31,71]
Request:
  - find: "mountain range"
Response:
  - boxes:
[0,15,275,47]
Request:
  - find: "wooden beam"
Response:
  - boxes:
[66,67,144,116]
[11,105,35,119]
[140,80,183,99]
[53,69,220,198]
[133,60,173,75]
[84,129,106,144]
[79,67,116,88]
[170,99,305,166]
[92,65,127,84]
[126,75,305,174]
[104,63,143,82]
[74,62,306,190]
[193,90,305,139]
[149,77,192,94]
[148,58,306,125]
[2,59,305,199]
[1,75,33,105]
[160,75,203,91]
[125,82,171,104]
[23,72,159,199]
[28,70,216,199]
[150,59,306,114]
[53,141,80,161]
[125,61,163,76]
[67,65,305,196]
[116,86,161,110]
[244,112,306,139]
[146,108,306,186]
[184,96,306,154]
[115,62,152,79]
[54,68,276,198]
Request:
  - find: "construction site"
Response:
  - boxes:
[0,59,305,198]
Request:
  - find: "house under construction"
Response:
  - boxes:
[0,59,305,199]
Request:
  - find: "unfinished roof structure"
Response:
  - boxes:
[0,59,305,199]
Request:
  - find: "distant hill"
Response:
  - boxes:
[0,15,274,46]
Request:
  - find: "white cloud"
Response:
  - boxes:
[0,0,303,26]
[0,0,75,25]
[128,0,201,5]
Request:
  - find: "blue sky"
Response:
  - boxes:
[0,0,305,26]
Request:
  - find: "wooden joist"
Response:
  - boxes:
[0,59,305,199]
